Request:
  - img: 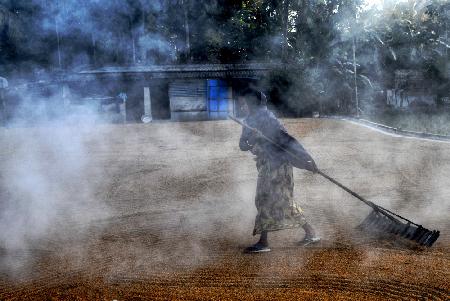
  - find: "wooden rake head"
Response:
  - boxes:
[358,209,440,247]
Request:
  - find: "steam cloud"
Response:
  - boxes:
[0,0,448,289]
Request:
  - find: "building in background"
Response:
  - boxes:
[387,70,437,109]
[74,63,273,122]
[0,64,277,125]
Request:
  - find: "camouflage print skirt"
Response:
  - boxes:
[253,158,307,235]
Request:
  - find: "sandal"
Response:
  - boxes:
[243,243,271,253]
[297,237,321,247]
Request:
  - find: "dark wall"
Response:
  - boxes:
[151,80,170,120]
[125,80,145,123]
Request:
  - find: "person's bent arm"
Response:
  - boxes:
[239,126,257,151]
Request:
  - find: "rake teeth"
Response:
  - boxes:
[387,222,400,234]
[359,210,384,230]
[372,215,383,228]
[397,224,408,236]
[373,215,385,229]
[424,234,435,246]
[359,211,440,247]
[412,226,426,241]
[384,220,393,232]
[389,224,398,234]
[425,231,440,247]
[359,209,440,247]
[360,210,390,232]
[414,230,426,243]
[389,221,401,234]
[386,223,395,233]
[404,225,418,239]
[398,223,409,237]
[421,229,439,247]
[358,210,378,229]
[395,222,405,234]
[400,223,410,236]
[382,218,393,231]
[370,211,381,223]
[379,217,392,232]
[417,231,432,245]
[375,217,386,231]
[416,228,435,245]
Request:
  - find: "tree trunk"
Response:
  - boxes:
[55,16,62,69]
[281,0,290,61]
[181,0,191,61]
[132,34,136,64]
[294,0,308,54]
[91,33,96,66]
[352,0,359,117]
[142,9,146,62]
[116,33,121,63]
[353,36,359,117]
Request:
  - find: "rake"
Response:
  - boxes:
[317,171,440,247]
[229,114,440,247]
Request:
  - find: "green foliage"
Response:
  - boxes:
[1,0,450,116]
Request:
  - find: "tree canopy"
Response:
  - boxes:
[1,0,449,114]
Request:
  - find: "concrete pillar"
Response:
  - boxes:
[0,77,8,126]
[62,84,71,113]
[142,86,152,123]
[117,92,127,123]
[227,86,233,116]
[0,89,4,126]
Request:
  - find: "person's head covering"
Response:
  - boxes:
[240,87,267,109]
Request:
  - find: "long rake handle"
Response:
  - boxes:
[229,114,420,227]
[317,171,419,226]
[317,170,376,208]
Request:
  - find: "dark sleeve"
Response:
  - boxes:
[263,111,287,138]
[239,126,257,151]
[279,131,317,172]
[266,112,318,172]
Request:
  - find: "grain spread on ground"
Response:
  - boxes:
[0,119,448,300]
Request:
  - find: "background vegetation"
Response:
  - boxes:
[1,0,450,125]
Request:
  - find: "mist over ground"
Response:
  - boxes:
[1,118,449,299]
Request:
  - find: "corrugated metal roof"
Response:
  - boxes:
[79,63,276,75]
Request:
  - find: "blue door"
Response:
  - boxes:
[208,79,229,119]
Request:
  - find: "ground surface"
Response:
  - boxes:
[0,118,449,300]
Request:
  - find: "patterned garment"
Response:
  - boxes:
[239,107,308,235]
[252,146,307,235]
